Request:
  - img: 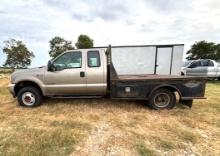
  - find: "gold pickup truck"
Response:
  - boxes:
[9,45,207,109]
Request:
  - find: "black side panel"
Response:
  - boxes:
[110,81,152,98]
[176,79,206,98]
[110,79,206,99]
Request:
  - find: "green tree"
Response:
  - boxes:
[75,34,94,49]
[49,36,74,58]
[216,44,220,60]
[2,39,35,68]
[186,40,220,60]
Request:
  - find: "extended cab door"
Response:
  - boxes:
[44,51,86,95]
[85,49,107,95]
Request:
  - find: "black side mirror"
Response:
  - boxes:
[47,60,55,71]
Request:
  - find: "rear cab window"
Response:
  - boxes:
[87,51,101,67]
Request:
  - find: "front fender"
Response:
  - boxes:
[14,75,46,95]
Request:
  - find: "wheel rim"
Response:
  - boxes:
[154,92,170,108]
[22,92,36,106]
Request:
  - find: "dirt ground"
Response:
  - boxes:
[0,77,220,156]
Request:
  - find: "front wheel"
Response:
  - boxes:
[149,89,176,109]
[17,86,42,107]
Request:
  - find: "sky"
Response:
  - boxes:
[0,0,220,67]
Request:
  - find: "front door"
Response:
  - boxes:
[186,60,202,76]
[156,47,173,75]
[44,51,86,95]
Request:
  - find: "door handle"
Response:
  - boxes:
[80,71,85,77]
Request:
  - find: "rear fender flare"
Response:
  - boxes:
[149,84,182,98]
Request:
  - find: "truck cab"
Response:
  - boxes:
[9,48,108,107]
[45,49,107,96]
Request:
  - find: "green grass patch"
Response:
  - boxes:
[135,142,155,156]
[162,123,200,144]
[150,136,176,150]
[178,129,199,144]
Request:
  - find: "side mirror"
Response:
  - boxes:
[47,60,55,71]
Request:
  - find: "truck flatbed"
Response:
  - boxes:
[116,74,206,80]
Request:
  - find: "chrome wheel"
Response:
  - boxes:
[21,92,36,106]
[154,92,170,108]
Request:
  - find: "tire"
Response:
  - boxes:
[218,77,220,81]
[17,86,42,107]
[149,89,176,110]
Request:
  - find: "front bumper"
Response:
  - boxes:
[8,84,16,97]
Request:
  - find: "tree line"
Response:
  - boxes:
[186,41,220,60]
[1,34,93,68]
[1,38,220,68]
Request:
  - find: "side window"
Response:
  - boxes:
[87,51,100,67]
[53,52,82,69]
[208,60,214,67]
[189,61,201,68]
[201,60,209,66]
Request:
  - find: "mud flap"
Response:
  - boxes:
[180,99,193,108]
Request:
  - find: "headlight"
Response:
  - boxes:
[10,74,15,84]
[9,75,12,83]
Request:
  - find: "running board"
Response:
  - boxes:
[48,95,103,99]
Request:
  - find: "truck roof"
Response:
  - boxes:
[102,44,184,48]
[65,44,185,51]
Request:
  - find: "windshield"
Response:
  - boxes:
[183,60,193,67]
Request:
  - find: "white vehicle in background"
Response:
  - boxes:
[181,59,220,80]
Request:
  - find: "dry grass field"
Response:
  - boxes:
[0,76,220,156]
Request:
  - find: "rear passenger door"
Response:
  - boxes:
[85,50,107,95]
[201,60,216,77]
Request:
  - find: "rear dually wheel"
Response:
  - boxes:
[149,89,176,109]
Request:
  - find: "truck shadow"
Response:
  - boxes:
[45,98,146,108]
[43,98,189,111]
